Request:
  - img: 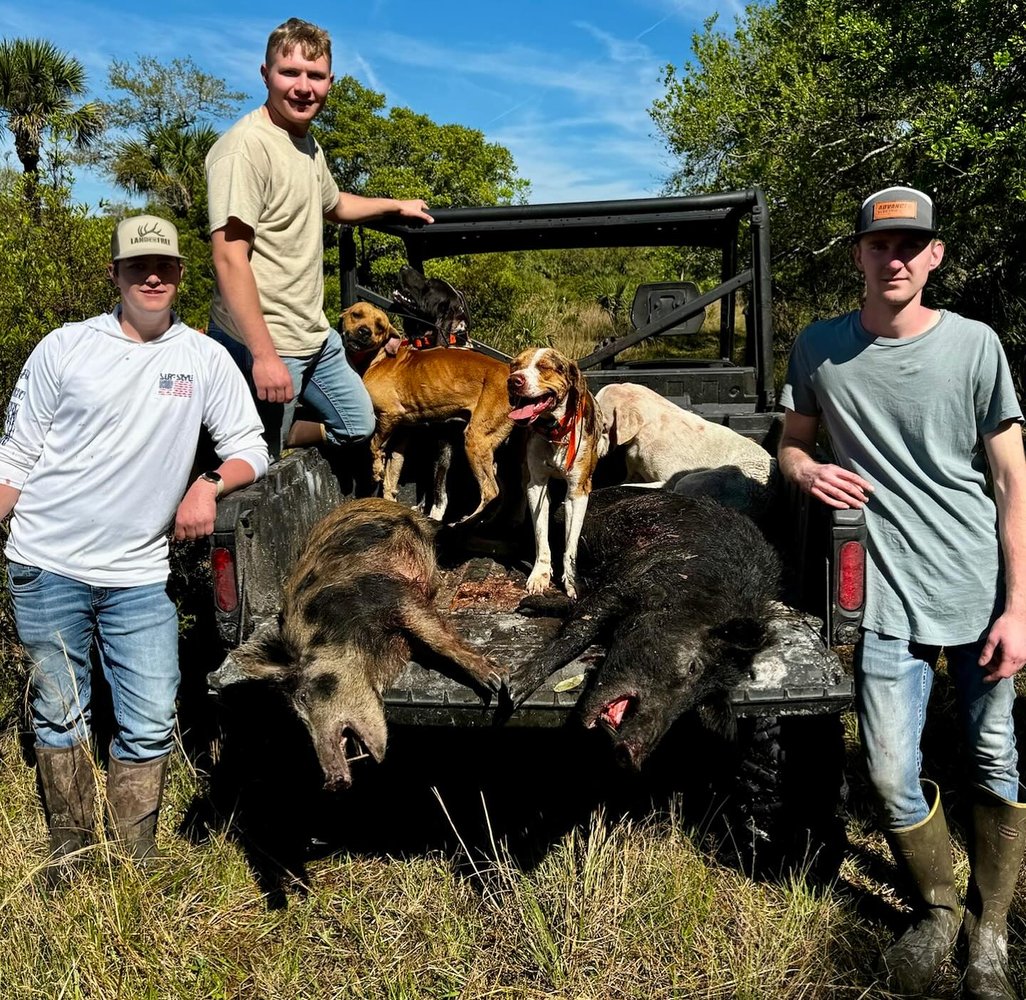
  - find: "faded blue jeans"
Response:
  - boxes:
[856,629,1020,829]
[8,562,180,763]
[207,321,375,458]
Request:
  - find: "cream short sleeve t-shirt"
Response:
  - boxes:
[207,108,340,357]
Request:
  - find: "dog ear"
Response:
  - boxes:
[610,400,644,446]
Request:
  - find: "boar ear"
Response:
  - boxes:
[709,617,767,653]
[695,691,736,740]
[222,630,295,683]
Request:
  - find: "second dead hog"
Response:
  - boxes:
[208,497,506,790]
[507,487,781,767]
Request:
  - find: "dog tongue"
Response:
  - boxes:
[509,398,552,422]
[601,697,632,729]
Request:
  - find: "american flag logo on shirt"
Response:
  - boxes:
[158,372,194,398]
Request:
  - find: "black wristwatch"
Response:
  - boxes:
[198,471,224,498]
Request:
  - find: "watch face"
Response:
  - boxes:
[201,472,222,484]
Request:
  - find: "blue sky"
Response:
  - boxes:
[0,0,740,209]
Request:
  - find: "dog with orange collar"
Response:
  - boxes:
[507,347,608,599]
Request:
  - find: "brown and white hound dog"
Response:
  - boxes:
[342,302,512,522]
[507,347,608,598]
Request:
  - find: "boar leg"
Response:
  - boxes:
[507,588,623,706]
[398,593,506,696]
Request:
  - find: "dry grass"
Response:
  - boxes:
[2,553,1024,1000]
[480,296,733,362]
[0,727,876,999]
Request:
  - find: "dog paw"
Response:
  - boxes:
[525,568,551,595]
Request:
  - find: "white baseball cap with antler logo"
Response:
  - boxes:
[111,214,183,261]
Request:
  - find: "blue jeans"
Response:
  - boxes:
[856,629,1020,829]
[207,321,375,457]
[8,562,180,763]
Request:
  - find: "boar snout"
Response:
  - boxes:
[315,718,387,792]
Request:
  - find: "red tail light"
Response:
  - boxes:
[211,547,239,613]
[837,541,865,612]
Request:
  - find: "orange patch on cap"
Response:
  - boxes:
[873,200,918,221]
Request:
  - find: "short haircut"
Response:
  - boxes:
[265,18,332,67]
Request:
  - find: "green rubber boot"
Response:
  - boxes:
[962,785,1026,1000]
[878,780,961,997]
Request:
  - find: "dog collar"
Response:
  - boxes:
[535,394,586,471]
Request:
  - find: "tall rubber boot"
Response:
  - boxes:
[879,779,962,996]
[962,785,1026,1000]
[35,743,96,886]
[285,420,326,448]
[107,753,170,861]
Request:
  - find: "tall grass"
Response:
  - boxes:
[3,656,1026,998]
[0,730,874,999]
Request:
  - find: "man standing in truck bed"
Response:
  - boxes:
[779,186,1026,999]
[206,17,433,458]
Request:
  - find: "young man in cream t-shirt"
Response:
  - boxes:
[206,17,433,457]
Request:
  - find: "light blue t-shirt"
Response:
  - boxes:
[781,310,1023,645]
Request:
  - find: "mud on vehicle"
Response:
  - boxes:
[207,189,867,875]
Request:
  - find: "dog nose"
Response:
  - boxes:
[508,372,526,393]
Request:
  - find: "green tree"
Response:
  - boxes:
[110,122,218,217]
[0,171,114,400]
[314,75,530,315]
[314,76,528,208]
[104,55,246,132]
[650,0,1026,373]
[0,38,103,208]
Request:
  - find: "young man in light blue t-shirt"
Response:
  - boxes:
[780,186,1026,998]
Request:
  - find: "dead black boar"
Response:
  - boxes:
[208,497,505,789]
[507,487,780,767]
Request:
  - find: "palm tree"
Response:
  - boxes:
[0,38,104,204]
[111,123,219,217]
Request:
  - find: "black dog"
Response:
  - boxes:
[392,264,471,348]
[507,487,781,767]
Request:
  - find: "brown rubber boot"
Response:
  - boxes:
[35,743,96,886]
[106,753,170,861]
[878,780,962,996]
[285,420,326,448]
[962,785,1026,1000]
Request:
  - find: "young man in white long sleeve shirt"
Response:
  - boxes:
[0,214,269,877]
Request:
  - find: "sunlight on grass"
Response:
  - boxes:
[1,711,1022,998]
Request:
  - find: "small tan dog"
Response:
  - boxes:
[507,347,608,598]
[342,302,513,521]
[595,382,773,486]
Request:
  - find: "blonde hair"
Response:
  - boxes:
[265,18,332,67]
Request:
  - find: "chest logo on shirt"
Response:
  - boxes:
[158,372,194,398]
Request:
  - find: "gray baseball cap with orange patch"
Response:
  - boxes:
[111,214,183,261]
[854,186,937,238]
